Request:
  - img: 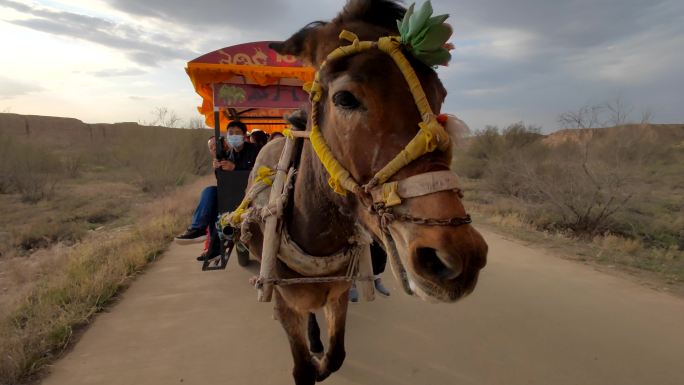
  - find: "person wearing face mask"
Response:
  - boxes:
[176,120,260,261]
[214,120,259,172]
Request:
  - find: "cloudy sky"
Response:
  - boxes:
[0,0,682,132]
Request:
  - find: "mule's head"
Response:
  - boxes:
[271,0,487,302]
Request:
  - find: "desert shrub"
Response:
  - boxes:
[454,122,681,239]
[454,125,502,179]
[62,154,85,178]
[0,135,13,193]
[0,134,63,202]
[12,220,86,252]
[110,127,211,194]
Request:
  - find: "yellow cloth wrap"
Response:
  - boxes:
[377,36,433,120]
[282,128,294,139]
[371,116,450,186]
[222,196,251,227]
[325,41,375,63]
[220,166,275,227]
[255,166,275,186]
[382,181,402,207]
[309,78,323,102]
[309,123,360,195]
[339,30,359,43]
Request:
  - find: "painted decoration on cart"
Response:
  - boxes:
[189,41,302,67]
[213,83,308,109]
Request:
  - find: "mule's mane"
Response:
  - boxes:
[334,0,406,32]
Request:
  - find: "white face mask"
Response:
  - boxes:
[227,135,244,148]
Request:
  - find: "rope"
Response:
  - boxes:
[219,168,274,229]
[259,168,296,220]
[253,275,374,286]
[239,207,260,243]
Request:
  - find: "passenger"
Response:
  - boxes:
[249,130,269,148]
[220,120,260,171]
[175,120,260,261]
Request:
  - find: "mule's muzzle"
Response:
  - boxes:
[408,226,487,302]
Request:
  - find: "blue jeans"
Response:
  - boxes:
[191,186,218,238]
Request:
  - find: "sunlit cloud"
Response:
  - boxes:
[0,77,42,99]
[87,68,148,77]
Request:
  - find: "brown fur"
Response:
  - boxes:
[252,1,488,383]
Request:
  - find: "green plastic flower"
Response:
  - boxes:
[397,1,453,66]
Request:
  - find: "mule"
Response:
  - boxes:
[243,1,488,383]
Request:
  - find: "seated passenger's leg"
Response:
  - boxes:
[176,186,216,244]
[371,242,390,297]
[194,186,218,230]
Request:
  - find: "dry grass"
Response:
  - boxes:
[0,116,215,384]
[0,176,208,385]
[0,123,211,258]
[465,193,684,290]
[455,127,684,284]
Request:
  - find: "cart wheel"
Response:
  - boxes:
[237,247,250,267]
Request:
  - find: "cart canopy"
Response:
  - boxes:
[186,41,314,133]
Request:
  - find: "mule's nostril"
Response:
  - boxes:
[436,249,463,277]
[416,247,462,281]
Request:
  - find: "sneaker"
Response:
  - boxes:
[175,227,206,244]
[374,277,391,297]
[349,284,359,303]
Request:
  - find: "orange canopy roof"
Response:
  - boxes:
[186,41,314,133]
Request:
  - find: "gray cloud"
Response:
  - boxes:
[437,0,684,129]
[0,0,197,66]
[0,77,42,99]
[106,0,338,37]
[100,0,684,129]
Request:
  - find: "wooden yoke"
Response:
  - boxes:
[257,135,297,302]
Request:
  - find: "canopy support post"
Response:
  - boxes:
[257,136,297,302]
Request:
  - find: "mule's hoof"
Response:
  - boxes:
[311,356,330,382]
[316,370,332,382]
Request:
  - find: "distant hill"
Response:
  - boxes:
[542,124,684,146]
[0,113,210,150]
[3,113,683,151]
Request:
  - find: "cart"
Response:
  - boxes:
[186,41,314,270]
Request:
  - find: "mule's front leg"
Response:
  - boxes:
[317,289,349,381]
[307,313,324,355]
[275,291,318,385]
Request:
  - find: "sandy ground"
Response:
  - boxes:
[41,229,684,385]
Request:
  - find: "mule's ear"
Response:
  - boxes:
[269,21,326,66]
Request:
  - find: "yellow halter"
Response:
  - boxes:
[305,30,451,196]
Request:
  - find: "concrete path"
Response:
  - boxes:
[42,229,684,385]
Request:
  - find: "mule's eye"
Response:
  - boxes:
[332,91,361,110]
